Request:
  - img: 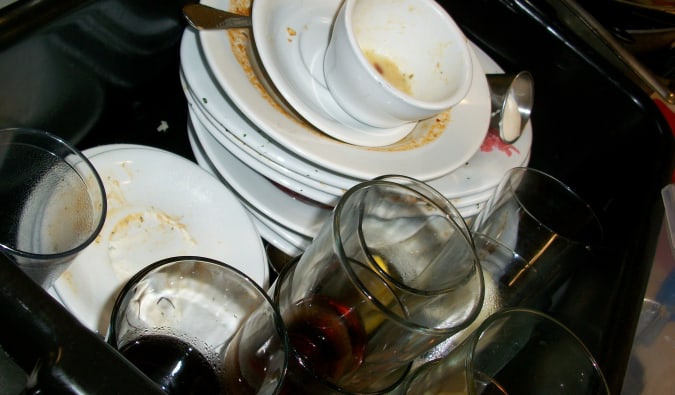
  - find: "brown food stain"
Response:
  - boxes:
[286,26,296,42]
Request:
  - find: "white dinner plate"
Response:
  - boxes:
[198,0,491,181]
[191,109,492,241]
[189,111,332,238]
[183,79,344,206]
[245,206,312,253]
[180,29,357,192]
[430,129,532,199]
[188,132,309,257]
[248,212,306,258]
[185,83,346,198]
[53,144,268,335]
[189,100,339,207]
[251,0,415,146]
[182,28,531,200]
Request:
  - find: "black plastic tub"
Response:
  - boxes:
[1,0,673,393]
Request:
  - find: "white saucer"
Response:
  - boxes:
[53,144,268,335]
[197,2,491,181]
[251,0,416,146]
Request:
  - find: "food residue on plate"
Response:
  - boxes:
[107,207,196,280]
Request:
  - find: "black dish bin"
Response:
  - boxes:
[0,0,673,393]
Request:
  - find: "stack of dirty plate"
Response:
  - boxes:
[180,0,532,257]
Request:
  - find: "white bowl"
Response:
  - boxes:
[324,0,473,128]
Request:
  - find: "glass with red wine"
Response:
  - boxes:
[108,256,289,395]
[271,179,485,394]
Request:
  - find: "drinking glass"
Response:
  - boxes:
[472,167,603,299]
[421,232,548,363]
[399,308,610,395]
[0,127,106,289]
[108,256,289,395]
[272,179,484,394]
[373,174,472,243]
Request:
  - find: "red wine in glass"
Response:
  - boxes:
[119,334,222,395]
[279,294,367,393]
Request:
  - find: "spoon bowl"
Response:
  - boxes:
[182,3,251,30]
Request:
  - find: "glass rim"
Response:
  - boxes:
[372,174,473,246]
[503,167,604,245]
[333,179,485,335]
[466,307,610,394]
[273,254,413,394]
[0,127,107,260]
[108,255,290,374]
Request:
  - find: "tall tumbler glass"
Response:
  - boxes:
[109,256,289,395]
[422,232,546,363]
[472,167,603,306]
[272,179,484,394]
[399,308,610,395]
[0,128,106,289]
[373,174,472,244]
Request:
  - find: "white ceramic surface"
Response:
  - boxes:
[182,28,531,200]
[53,144,268,335]
[189,110,331,238]
[197,0,491,181]
[188,131,308,258]
[252,0,416,146]
[190,110,493,248]
[180,29,357,191]
[184,80,346,197]
[430,134,532,199]
[188,100,339,207]
[322,0,473,128]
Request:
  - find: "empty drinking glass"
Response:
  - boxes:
[400,308,610,395]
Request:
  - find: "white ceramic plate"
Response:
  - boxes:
[180,29,357,192]
[189,100,339,207]
[189,110,331,238]
[198,0,490,181]
[248,212,306,258]
[430,130,532,199]
[188,131,308,257]
[182,28,531,200]
[246,206,312,253]
[191,109,491,241]
[53,144,268,335]
[185,84,346,198]
[251,0,415,146]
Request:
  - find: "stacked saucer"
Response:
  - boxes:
[180,0,532,256]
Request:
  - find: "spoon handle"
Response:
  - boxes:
[182,4,252,30]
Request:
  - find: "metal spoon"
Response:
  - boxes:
[182,3,251,30]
